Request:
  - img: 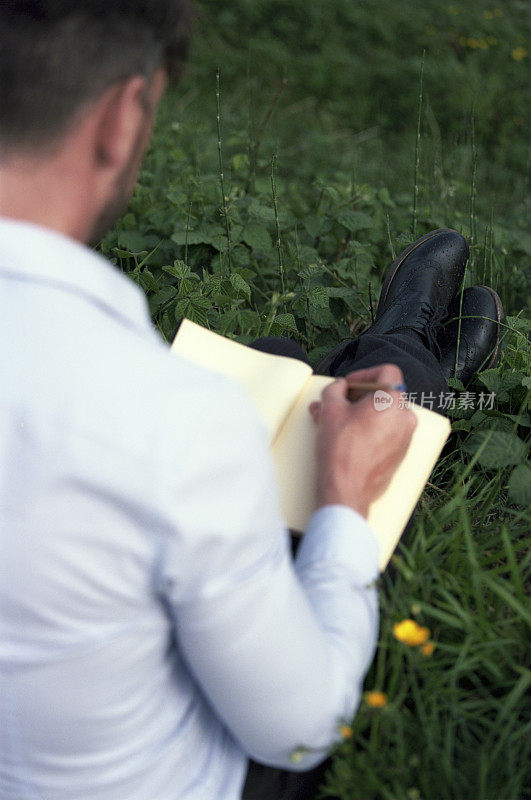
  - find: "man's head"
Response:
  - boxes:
[0,1,193,155]
[0,1,193,243]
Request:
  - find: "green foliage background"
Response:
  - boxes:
[100,1,530,798]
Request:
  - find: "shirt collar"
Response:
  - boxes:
[0,216,153,335]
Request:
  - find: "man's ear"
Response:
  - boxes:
[93,76,152,171]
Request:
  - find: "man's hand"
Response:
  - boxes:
[309,364,417,519]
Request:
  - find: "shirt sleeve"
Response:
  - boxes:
[158,380,380,771]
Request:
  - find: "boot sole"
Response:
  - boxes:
[477,285,505,370]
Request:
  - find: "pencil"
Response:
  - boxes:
[346,381,407,400]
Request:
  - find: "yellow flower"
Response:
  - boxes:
[484,10,494,19]
[393,619,431,646]
[478,40,489,50]
[448,5,460,15]
[494,7,503,17]
[467,37,480,49]
[512,47,528,61]
[289,748,305,764]
[487,36,498,46]
[339,724,353,738]
[421,642,435,657]
[365,691,388,708]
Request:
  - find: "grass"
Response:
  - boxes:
[99,1,530,797]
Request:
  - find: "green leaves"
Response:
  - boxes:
[229,273,251,302]
[507,463,531,507]
[241,222,272,253]
[248,199,277,223]
[127,166,392,348]
[336,209,375,233]
[171,225,225,248]
[477,369,525,402]
[307,286,329,309]
[463,430,528,469]
[175,294,211,327]
[272,313,298,334]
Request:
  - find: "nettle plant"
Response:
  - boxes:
[102,156,396,363]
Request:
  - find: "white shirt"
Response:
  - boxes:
[0,217,379,800]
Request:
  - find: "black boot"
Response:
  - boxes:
[438,285,504,384]
[317,228,468,374]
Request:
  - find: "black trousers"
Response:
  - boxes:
[241,331,448,800]
[250,330,449,412]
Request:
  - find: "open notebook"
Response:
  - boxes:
[171,319,450,570]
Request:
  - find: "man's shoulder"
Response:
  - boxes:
[2,287,266,480]
[79,319,268,470]
[100,323,269,469]
[142,335,265,439]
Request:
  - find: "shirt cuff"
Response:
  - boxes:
[295,505,379,585]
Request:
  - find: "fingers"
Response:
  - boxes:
[309,378,348,424]
[320,377,348,404]
[311,362,418,515]
[343,364,406,404]
[404,406,418,435]
[309,401,321,423]
[315,366,406,411]
[344,363,405,386]
[310,365,413,431]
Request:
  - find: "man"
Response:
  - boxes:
[0,3,503,800]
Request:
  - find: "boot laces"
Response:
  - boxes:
[412,301,448,358]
